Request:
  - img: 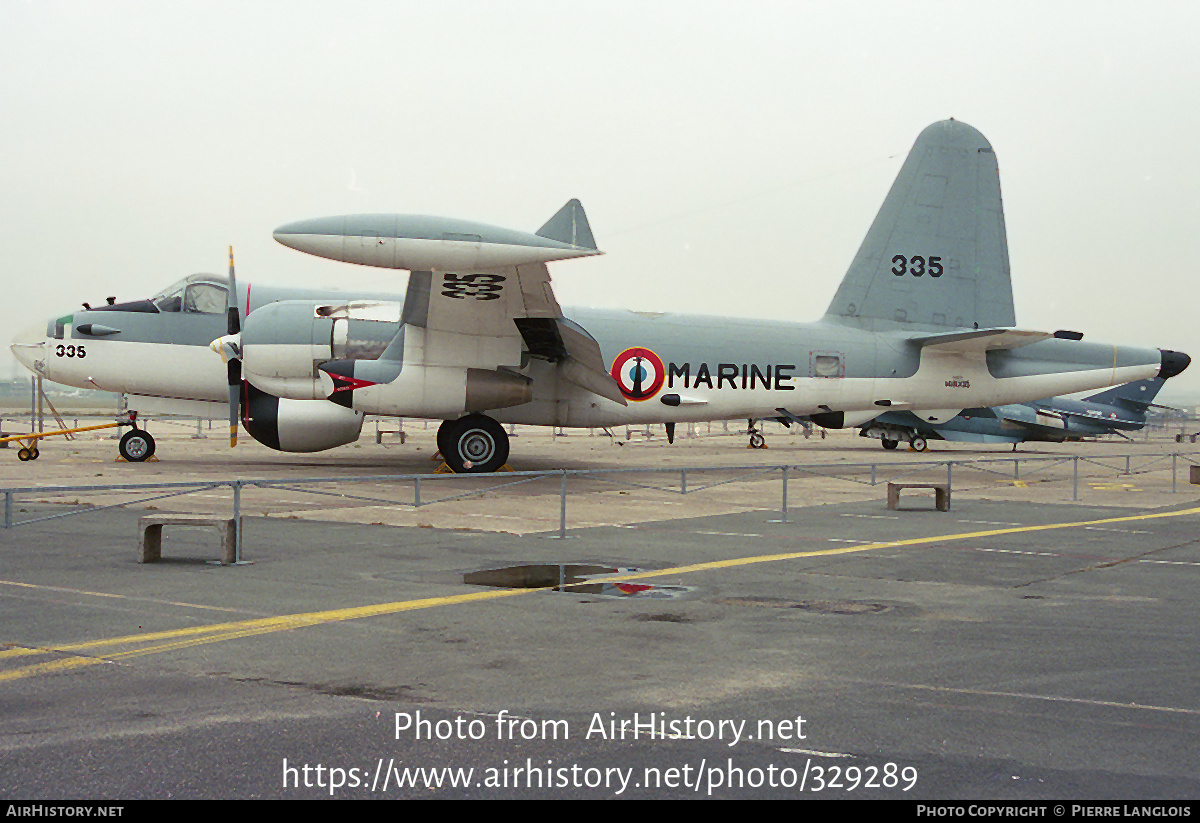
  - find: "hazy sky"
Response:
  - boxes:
[3,1,1198,400]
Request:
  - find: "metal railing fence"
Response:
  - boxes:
[3,450,1199,561]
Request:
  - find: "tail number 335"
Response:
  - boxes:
[891,255,943,277]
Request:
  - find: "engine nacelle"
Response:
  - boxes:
[320,358,532,419]
[242,383,364,452]
[238,300,400,399]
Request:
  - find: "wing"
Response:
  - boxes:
[399,263,625,405]
[274,199,624,405]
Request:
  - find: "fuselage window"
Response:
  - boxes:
[814,354,843,377]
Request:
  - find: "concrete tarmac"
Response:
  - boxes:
[1,423,1199,799]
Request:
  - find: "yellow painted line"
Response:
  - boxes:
[4,504,1200,683]
[597,504,1200,583]
[0,588,532,682]
[0,578,261,614]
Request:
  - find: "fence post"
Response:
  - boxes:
[781,465,789,522]
[4,491,10,529]
[414,477,421,508]
[681,468,687,495]
[232,480,243,562]
[767,466,791,523]
[1172,453,1177,494]
[559,471,567,539]
[1072,456,1079,501]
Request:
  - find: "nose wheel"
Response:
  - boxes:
[119,428,156,462]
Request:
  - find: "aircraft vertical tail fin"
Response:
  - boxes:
[1082,377,1168,411]
[824,119,1015,330]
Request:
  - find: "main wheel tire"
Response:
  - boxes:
[749,432,765,449]
[436,419,456,459]
[881,438,898,450]
[910,436,928,452]
[17,448,31,461]
[444,414,508,473]
[119,429,156,462]
[29,448,39,460]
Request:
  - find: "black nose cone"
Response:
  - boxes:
[1159,349,1191,379]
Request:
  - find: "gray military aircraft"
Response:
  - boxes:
[858,377,1171,451]
[11,120,1190,471]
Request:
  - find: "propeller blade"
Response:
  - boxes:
[226,246,241,446]
[227,245,240,335]
[227,355,241,447]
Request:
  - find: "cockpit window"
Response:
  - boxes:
[155,291,183,312]
[184,283,226,314]
[150,274,228,314]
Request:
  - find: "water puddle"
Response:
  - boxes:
[464,563,695,599]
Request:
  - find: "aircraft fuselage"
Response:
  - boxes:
[18,284,1169,431]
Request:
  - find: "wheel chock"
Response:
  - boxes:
[434,462,513,474]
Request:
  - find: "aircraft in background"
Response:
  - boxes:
[11,120,1190,471]
[857,377,1171,451]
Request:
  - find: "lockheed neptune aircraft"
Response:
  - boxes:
[859,378,1170,451]
[10,120,1190,472]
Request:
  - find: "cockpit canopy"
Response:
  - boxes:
[149,273,229,314]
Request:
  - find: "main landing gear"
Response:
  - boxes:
[747,419,766,449]
[862,425,928,452]
[436,414,509,473]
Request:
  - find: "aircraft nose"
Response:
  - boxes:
[10,321,47,373]
[1159,349,1191,379]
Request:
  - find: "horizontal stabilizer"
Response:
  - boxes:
[907,327,1050,354]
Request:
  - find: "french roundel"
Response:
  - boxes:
[611,347,666,402]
